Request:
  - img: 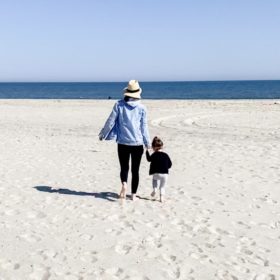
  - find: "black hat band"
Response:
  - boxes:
[126,88,140,93]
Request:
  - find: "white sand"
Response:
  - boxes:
[0,99,280,280]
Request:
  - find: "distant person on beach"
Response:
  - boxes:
[146,136,172,203]
[99,80,151,201]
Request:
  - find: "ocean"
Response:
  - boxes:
[0,80,280,99]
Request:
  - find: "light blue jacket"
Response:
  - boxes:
[99,99,151,147]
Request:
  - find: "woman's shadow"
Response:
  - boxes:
[33,186,119,202]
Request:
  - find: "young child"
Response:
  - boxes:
[146,136,172,202]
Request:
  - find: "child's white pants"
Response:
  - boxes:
[152,173,168,195]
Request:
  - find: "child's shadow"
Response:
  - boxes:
[34,186,119,202]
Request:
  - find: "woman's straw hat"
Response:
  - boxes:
[123,80,142,99]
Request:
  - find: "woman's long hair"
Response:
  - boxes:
[124,96,140,102]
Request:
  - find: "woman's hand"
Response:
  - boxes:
[98,132,104,141]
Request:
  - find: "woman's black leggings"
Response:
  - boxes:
[117,144,144,194]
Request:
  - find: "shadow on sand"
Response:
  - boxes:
[34,186,119,202]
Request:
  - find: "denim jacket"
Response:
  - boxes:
[99,99,151,147]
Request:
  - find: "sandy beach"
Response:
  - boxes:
[0,99,280,280]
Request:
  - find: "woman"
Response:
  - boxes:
[99,80,151,201]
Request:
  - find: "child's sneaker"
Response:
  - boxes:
[151,190,156,197]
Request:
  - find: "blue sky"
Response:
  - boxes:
[0,0,279,81]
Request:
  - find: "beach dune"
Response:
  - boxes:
[0,100,280,280]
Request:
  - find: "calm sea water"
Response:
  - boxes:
[0,81,280,99]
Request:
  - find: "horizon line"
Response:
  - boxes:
[0,79,280,83]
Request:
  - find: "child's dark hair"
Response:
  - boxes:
[124,96,130,102]
[152,136,163,149]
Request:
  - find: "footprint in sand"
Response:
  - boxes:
[42,250,68,264]
[205,243,215,249]
[250,255,270,267]
[0,259,13,270]
[27,211,47,219]
[258,247,271,254]
[163,267,181,279]
[159,253,177,263]
[253,274,276,280]
[79,234,94,241]
[215,269,239,280]
[215,200,225,206]
[191,196,202,201]
[189,244,213,263]
[80,251,98,263]
[153,254,182,279]
[235,221,251,229]
[269,220,280,229]
[114,244,132,255]
[20,233,41,243]
[104,267,124,278]
[254,195,278,205]
[29,265,51,280]
[4,209,20,216]
[250,203,262,209]
[215,227,231,236]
